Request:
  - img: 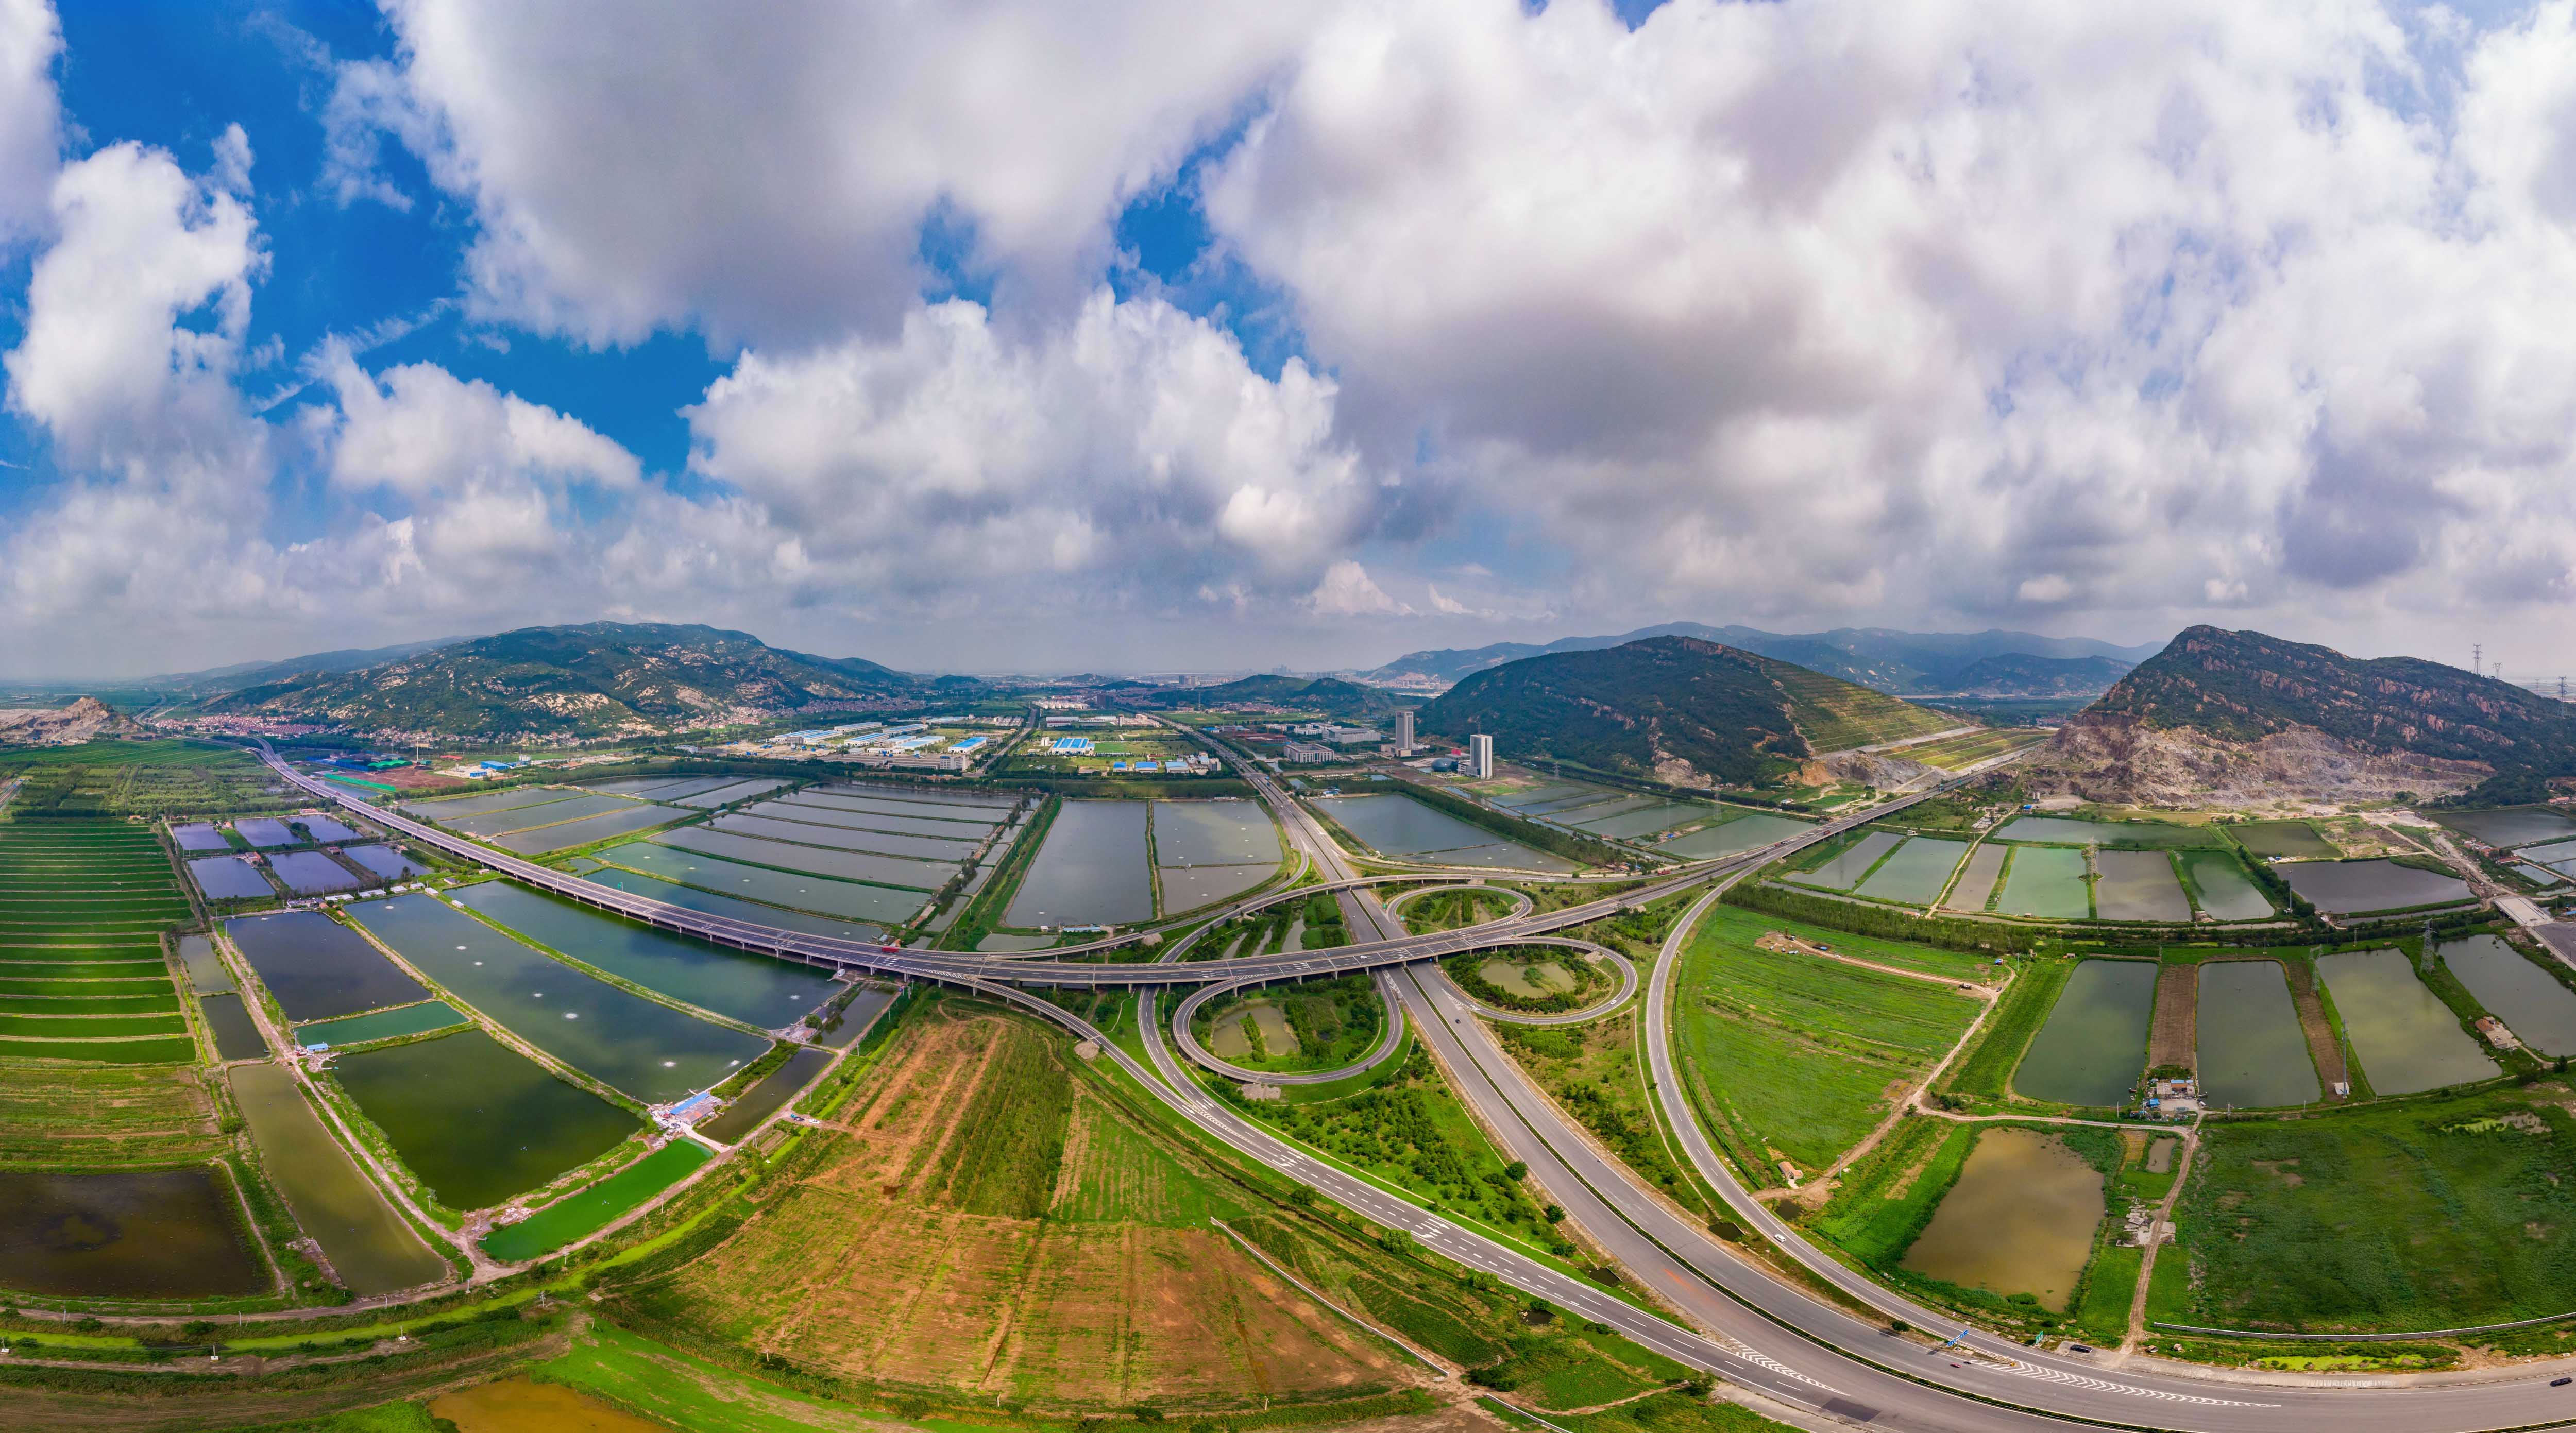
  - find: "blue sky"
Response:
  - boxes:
[6,1,2576,682]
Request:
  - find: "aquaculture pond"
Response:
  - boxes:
[269,850,363,896]
[1787,830,1903,891]
[578,867,886,943]
[169,823,230,852]
[178,934,230,994]
[1899,1127,2103,1310]
[2092,850,2190,922]
[1311,792,1572,872]
[698,1046,835,1145]
[2280,859,2471,915]
[2229,821,2339,859]
[1940,843,2007,912]
[198,992,268,1061]
[1159,864,1274,913]
[188,856,274,901]
[0,1167,263,1299]
[444,794,641,839]
[1852,837,1970,905]
[655,826,956,889]
[2439,935,2576,1057]
[1154,800,1280,867]
[709,812,978,861]
[2316,949,2499,1095]
[2195,961,2319,1108]
[2177,850,2273,921]
[340,844,427,882]
[1994,845,2091,919]
[2432,807,2576,849]
[742,801,988,841]
[599,843,927,924]
[492,805,681,856]
[800,788,1011,822]
[228,1062,447,1295]
[402,787,580,820]
[298,816,360,844]
[677,778,789,808]
[450,882,837,1029]
[225,911,428,1021]
[232,818,299,847]
[1005,800,1155,928]
[1995,815,2207,848]
[346,895,768,1104]
[295,1001,467,1048]
[1570,799,1711,840]
[2012,960,2155,1106]
[330,1027,638,1212]
[480,1139,711,1262]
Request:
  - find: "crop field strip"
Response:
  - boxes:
[1673,905,1983,1181]
[1879,727,2050,772]
[0,821,194,1065]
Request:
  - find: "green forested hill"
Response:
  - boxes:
[194,622,936,740]
[1415,637,1953,786]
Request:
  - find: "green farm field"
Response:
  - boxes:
[0,738,290,817]
[1671,911,1982,1180]
[1942,958,2069,1104]
[1887,728,2050,772]
[2172,1087,2576,1334]
[0,820,195,1068]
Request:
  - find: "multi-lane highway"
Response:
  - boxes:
[260,741,2576,1430]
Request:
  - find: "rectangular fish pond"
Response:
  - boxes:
[345,894,770,1104]
[596,843,928,924]
[578,867,886,943]
[2091,849,2190,922]
[1308,792,1573,872]
[188,856,275,901]
[2176,850,2273,921]
[698,1045,836,1144]
[1852,837,1971,905]
[295,1000,467,1048]
[268,850,364,896]
[339,844,427,882]
[2280,859,2471,915]
[1899,1126,2104,1311]
[2316,948,2499,1095]
[2012,959,2156,1106]
[2430,807,2576,850]
[1153,800,1281,867]
[231,818,299,848]
[490,804,683,856]
[1658,812,1814,861]
[1005,799,1155,928]
[227,1062,448,1296]
[2438,935,2576,1057]
[225,911,428,1021]
[1940,843,2007,912]
[654,826,957,890]
[2194,960,2319,1108]
[0,1167,266,1299]
[197,992,268,1062]
[1994,815,2213,849]
[448,881,838,1030]
[1994,845,2091,919]
[1786,830,1903,891]
[327,1027,640,1212]
[2228,820,2340,859]
[169,823,230,852]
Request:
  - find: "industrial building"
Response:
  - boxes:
[1282,740,1336,764]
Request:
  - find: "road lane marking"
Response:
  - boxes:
[1989,1357,2276,1407]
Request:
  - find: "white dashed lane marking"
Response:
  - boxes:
[1991,1358,2276,1407]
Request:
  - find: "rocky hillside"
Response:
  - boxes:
[2023,626,2576,805]
[0,697,138,747]
[1415,636,1955,789]
[194,622,943,742]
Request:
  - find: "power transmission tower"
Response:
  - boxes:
[2473,641,2483,674]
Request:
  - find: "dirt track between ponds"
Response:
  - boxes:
[2149,963,2197,1073]
[2279,960,2351,1097]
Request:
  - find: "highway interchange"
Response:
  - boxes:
[260,742,2576,1431]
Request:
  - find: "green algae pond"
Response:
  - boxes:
[450,881,838,1029]
[0,1167,264,1299]
[197,992,268,1062]
[480,1138,710,1262]
[698,1046,835,1144]
[346,894,768,1104]
[2195,960,2319,1108]
[2438,935,2576,1057]
[295,1000,467,1048]
[2316,948,2498,1095]
[228,1061,448,1294]
[1852,837,1971,905]
[2012,959,2155,1105]
[1900,1126,2104,1310]
[329,1027,639,1212]
[1789,830,1902,891]
[2177,850,2273,921]
[1994,845,2091,919]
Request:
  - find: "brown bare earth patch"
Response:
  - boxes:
[631,1004,1407,1411]
[2149,963,2198,1073]
[2279,962,2350,1096]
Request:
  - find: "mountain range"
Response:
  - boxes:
[2023,625,2576,806]
[1367,622,2158,696]
[1415,635,1956,789]
[190,622,955,742]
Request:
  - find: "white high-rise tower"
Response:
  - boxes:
[1468,733,1495,779]
[1395,710,1416,756]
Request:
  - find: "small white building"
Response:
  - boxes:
[1282,741,1336,764]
